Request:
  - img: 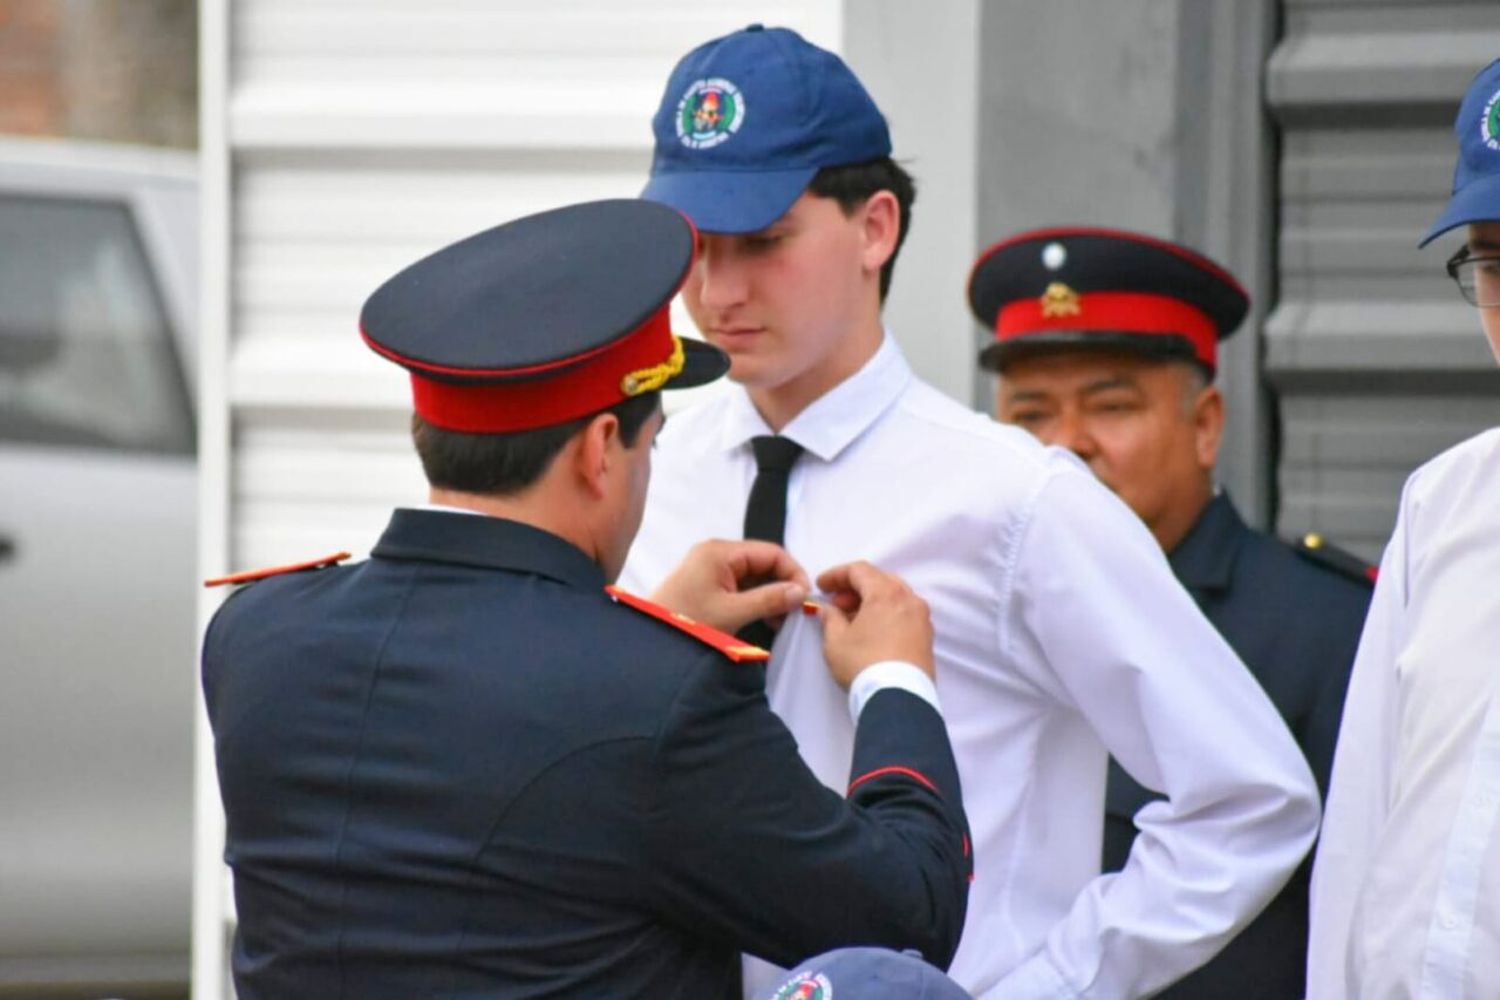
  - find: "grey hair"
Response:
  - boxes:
[1175,361,1211,415]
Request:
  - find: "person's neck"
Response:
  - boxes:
[1156,483,1216,554]
[428,485,600,562]
[746,315,885,433]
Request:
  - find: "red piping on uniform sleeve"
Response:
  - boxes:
[847,765,941,797]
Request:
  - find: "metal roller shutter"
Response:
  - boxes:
[1266,0,1500,559]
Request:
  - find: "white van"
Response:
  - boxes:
[0,138,195,998]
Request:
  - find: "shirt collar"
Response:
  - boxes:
[374,508,605,591]
[413,501,482,516]
[1167,490,1247,592]
[717,333,913,462]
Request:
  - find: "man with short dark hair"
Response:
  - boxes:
[202,199,972,998]
[973,226,1373,998]
[621,25,1320,999]
[408,393,659,495]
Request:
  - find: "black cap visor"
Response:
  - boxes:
[670,337,732,390]
[979,330,1205,374]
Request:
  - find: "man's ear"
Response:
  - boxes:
[860,190,900,275]
[1193,383,1225,471]
[574,412,621,499]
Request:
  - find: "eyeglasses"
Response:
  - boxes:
[1445,247,1500,308]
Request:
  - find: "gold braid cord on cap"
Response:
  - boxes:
[620,335,686,396]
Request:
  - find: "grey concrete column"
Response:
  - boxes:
[972,0,1275,527]
[843,0,982,407]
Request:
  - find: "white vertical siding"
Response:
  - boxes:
[192,0,234,995]
[219,2,838,569]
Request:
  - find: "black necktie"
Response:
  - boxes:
[738,435,804,648]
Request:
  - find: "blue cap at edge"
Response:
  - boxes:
[1421,58,1500,247]
[764,947,970,1000]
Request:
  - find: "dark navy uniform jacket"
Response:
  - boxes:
[1102,493,1371,998]
[202,509,970,999]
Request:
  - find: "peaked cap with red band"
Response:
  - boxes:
[360,199,729,433]
[968,226,1249,376]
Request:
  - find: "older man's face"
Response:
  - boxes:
[997,349,1221,551]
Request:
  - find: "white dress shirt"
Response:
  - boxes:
[1308,428,1500,1000]
[620,335,1319,999]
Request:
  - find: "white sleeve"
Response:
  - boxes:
[993,465,1321,999]
[1305,480,1410,999]
[847,660,942,722]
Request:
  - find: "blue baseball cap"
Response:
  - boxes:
[763,948,970,1000]
[1422,58,1500,247]
[642,24,892,234]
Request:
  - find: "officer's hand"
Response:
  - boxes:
[816,561,935,689]
[651,539,811,634]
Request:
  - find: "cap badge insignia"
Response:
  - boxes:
[1042,241,1068,270]
[677,78,746,150]
[771,972,833,1000]
[1040,282,1082,318]
[1483,88,1500,152]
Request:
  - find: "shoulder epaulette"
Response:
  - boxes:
[204,551,353,588]
[1291,533,1377,585]
[604,585,770,663]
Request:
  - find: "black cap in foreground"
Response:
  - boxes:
[360,198,727,432]
[969,226,1249,376]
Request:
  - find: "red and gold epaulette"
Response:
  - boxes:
[604,585,770,663]
[204,551,352,588]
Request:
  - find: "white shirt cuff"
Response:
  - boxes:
[847,660,942,723]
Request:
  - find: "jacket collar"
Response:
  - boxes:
[1167,491,1247,593]
[372,508,605,591]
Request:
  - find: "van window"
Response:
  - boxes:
[0,195,193,455]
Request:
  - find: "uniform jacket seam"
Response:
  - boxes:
[641,648,738,914]
[442,733,657,991]
[330,561,420,998]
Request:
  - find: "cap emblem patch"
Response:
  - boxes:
[1040,282,1082,318]
[1042,241,1068,270]
[772,972,833,1000]
[1483,88,1500,152]
[677,78,745,149]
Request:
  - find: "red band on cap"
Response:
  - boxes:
[408,306,674,433]
[996,291,1218,369]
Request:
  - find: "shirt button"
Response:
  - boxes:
[1440,911,1459,930]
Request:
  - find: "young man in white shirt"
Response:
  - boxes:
[620,25,1320,998]
[1308,57,1500,999]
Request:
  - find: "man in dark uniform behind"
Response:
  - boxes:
[970,227,1373,998]
[202,199,971,998]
